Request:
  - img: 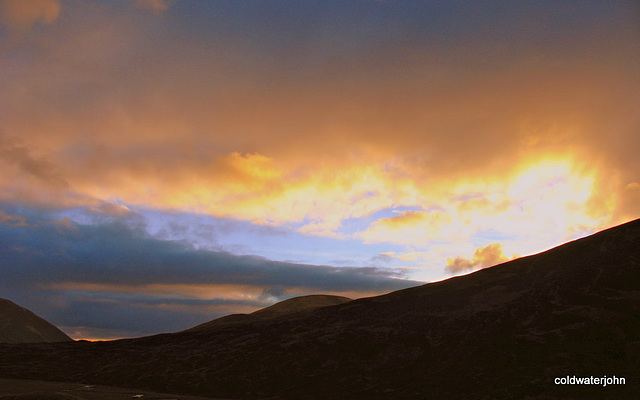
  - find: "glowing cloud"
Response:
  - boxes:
[446,243,512,274]
[359,209,453,245]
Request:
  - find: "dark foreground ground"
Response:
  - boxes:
[0,378,220,400]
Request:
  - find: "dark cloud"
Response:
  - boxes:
[0,205,420,338]
[259,286,288,302]
[0,222,410,288]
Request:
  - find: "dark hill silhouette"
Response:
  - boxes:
[188,294,352,330]
[0,219,639,398]
[0,299,72,344]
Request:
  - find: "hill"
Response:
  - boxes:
[0,219,639,398]
[188,294,352,330]
[0,299,72,344]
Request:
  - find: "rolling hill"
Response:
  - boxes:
[188,294,352,330]
[0,219,639,398]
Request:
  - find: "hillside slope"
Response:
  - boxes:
[0,299,72,344]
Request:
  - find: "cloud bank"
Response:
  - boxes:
[0,1,637,254]
[0,205,420,339]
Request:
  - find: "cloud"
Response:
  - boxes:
[0,210,26,226]
[86,202,138,218]
[133,0,173,16]
[366,253,394,267]
[445,243,511,274]
[358,209,453,245]
[618,182,640,222]
[0,133,68,189]
[0,0,60,35]
[1,0,637,246]
[0,205,420,338]
[1,1,635,216]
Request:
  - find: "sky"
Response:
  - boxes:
[0,0,639,340]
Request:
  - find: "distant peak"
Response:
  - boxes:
[252,295,352,317]
[0,298,73,343]
[187,294,352,331]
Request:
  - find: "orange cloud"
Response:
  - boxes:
[0,0,60,34]
[359,210,453,245]
[446,243,511,274]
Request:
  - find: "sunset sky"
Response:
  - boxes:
[1,0,639,340]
